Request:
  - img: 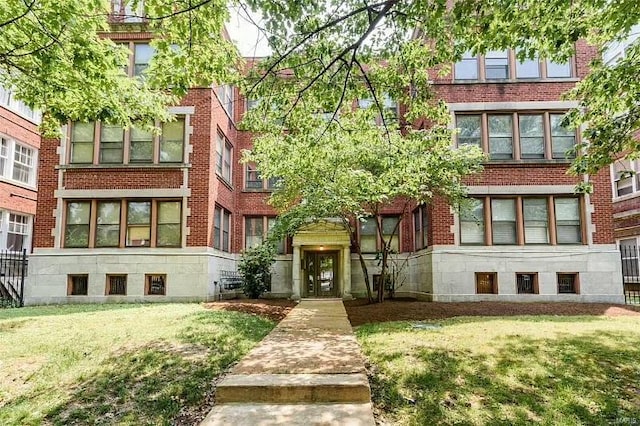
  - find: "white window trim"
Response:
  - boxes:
[611,159,640,201]
[0,210,33,252]
[0,134,38,189]
[0,86,42,124]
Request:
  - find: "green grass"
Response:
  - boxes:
[0,303,275,425]
[356,316,640,426]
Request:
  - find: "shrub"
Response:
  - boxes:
[238,243,276,298]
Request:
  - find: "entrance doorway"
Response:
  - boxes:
[304,251,339,297]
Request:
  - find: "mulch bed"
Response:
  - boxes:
[204,299,296,322]
[344,298,640,326]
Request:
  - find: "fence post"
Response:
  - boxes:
[19,249,26,307]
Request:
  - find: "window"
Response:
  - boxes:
[7,214,29,251]
[413,205,429,250]
[106,274,127,295]
[456,115,482,147]
[523,198,549,244]
[516,273,538,294]
[69,118,186,165]
[70,122,95,164]
[214,206,231,252]
[550,114,576,159]
[246,164,263,189]
[460,199,485,244]
[126,201,151,247]
[455,112,577,161]
[555,198,581,244]
[382,216,400,252]
[620,239,639,278]
[476,272,497,294]
[0,138,7,175]
[99,124,124,163]
[95,201,121,247]
[454,51,478,80]
[614,160,635,197]
[485,50,509,80]
[159,119,184,163]
[488,115,513,159]
[546,60,572,78]
[134,43,154,78]
[244,216,284,253]
[112,0,145,22]
[519,115,545,159]
[64,201,91,248]
[11,143,34,185]
[491,199,517,244]
[67,275,88,296]
[218,84,234,118]
[216,133,232,182]
[145,274,166,295]
[516,53,540,78]
[359,217,378,253]
[461,196,583,246]
[157,201,181,247]
[129,125,154,163]
[557,273,579,294]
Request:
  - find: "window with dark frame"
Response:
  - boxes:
[456,115,482,147]
[99,124,124,164]
[157,201,181,247]
[460,198,485,245]
[107,274,127,295]
[146,274,166,295]
[244,216,285,254]
[64,201,91,248]
[557,273,578,294]
[550,114,576,159]
[70,122,95,164]
[519,114,545,159]
[126,201,151,247]
[491,199,517,244]
[554,197,582,244]
[413,205,429,250]
[488,115,513,159]
[68,275,88,296]
[523,198,549,244]
[159,119,184,163]
[485,50,509,80]
[516,273,538,294]
[95,201,121,247]
[214,206,231,252]
[129,125,154,163]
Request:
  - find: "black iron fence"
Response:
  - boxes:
[0,249,27,308]
[620,245,640,305]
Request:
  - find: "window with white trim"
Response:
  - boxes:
[612,159,639,198]
[0,210,32,252]
[218,85,234,118]
[0,136,37,186]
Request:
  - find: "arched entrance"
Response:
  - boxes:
[291,220,352,299]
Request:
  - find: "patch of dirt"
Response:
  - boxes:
[344,299,640,326]
[204,299,296,322]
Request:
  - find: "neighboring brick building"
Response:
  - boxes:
[0,86,40,253]
[26,19,623,303]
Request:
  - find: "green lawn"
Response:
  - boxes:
[356,316,640,426]
[0,303,274,425]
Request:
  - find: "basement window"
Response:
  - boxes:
[106,274,127,295]
[557,273,579,294]
[67,275,88,296]
[476,272,497,294]
[145,274,166,295]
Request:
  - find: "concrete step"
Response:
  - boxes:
[216,373,371,404]
[201,402,375,426]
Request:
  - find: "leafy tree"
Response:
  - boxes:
[238,242,275,298]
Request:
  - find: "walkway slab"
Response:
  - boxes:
[201,299,375,425]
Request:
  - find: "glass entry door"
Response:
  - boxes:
[305,251,338,297]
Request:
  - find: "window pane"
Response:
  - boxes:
[214,208,221,250]
[547,61,571,78]
[130,126,153,163]
[223,211,230,252]
[99,124,124,164]
[555,198,581,244]
[550,114,576,158]
[245,217,264,249]
[524,198,549,244]
[488,115,513,159]
[126,201,151,247]
[157,224,181,246]
[134,43,154,77]
[96,201,121,247]
[65,201,91,247]
[456,115,482,146]
[491,199,516,244]
[360,217,377,253]
[157,201,182,247]
[460,199,485,244]
[72,122,94,142]
[519,115,545,159]
[516,56,540,78]
[382,216,400,252]
[158,201,181,223]
[160,119,184,162]
[485,50,509,79]
[71,122,95,163]
[454,52,478,80]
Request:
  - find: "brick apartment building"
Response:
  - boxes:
[0,86,40,253]
[25,14,624,304]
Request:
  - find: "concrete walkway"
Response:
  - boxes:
[201,299,375,425]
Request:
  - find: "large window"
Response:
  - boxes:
[460,196,583,246]
[216,133,233,182]
[213,206,231,252]
[413,205,429,250]
[488,115,513,159]
[63,199,182,248]
[359,216,401,253]
[454,49,572,81]
[69,118,185,165]
[244,216,284,253]
[455,112,577,160]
